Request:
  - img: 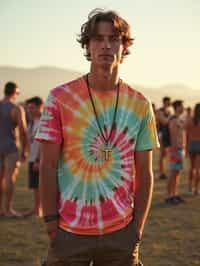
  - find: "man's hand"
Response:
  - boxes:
[46,220,58,242]
[33,161,39,171]
[20,151,27,162]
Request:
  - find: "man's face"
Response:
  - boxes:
[177,103,184,115]
[164,100,171,108]
[87,21,125,70]
[12,87,20,101]
[27,103,42,117]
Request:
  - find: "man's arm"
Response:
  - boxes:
[13,105,28,161]
[185,119,191,157]
[39,141,61,240]
[169,119,178,148]
[133,150,154,241]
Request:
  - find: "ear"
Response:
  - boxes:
[86,45,90,54]
[122,44,128,56]
[120,45,127,63]
[85,44,91,61]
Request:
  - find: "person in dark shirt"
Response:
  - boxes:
[0,81,28,217]
[157,97,172,179]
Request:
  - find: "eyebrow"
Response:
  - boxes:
[93,33,120,38]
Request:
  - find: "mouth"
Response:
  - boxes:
[99,54,113,58]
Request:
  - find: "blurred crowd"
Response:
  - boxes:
[153,96,200,204]
[0,81,43,217]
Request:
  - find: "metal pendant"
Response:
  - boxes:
[101,147,112,161]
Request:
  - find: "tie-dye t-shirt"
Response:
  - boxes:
[35,76,159,235]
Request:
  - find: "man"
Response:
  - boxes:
[36,9,159,266]
[166,100,186,204]
[0,81,28,217]
[157,97,171,179]
[186,103,200,195]
[25,96,43,217]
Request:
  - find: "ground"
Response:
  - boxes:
[0,155,199,266]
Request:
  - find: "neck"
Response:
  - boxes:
[88,66,120,91]
[164,106,169,111]
[3,96,14,102]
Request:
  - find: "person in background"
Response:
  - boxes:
[185,106,192,122]
[36,8,159,266]
[166,100,186,204]
[152,103,160,133]
[186,103,200,195]
[157,97,172,179]
[24,96,44,217]
[0,81,28,217]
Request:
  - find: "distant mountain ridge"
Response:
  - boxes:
[0,66,82,101]
[0,66,199,107]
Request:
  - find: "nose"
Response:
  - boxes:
[102,38,111,49]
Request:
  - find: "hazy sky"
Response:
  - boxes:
[0,0,199,89]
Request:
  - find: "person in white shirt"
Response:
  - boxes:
[25,97,43,216]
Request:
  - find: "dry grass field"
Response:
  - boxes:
[0,155,199,266]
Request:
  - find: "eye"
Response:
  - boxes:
[110,36,120,42]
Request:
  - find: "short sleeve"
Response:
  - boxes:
[35,91,63,144]
[135,101,160,151]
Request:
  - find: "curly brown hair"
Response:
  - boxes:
[77,8,134,61]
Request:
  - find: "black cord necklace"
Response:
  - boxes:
[86,74,120,161]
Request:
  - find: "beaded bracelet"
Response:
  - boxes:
[43,214,59,223]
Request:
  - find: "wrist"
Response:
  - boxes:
[134,231,142,243]
[46,220,58,240]
[132,224,142,243]
[43,213,59,223]
[21,150,28,157]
